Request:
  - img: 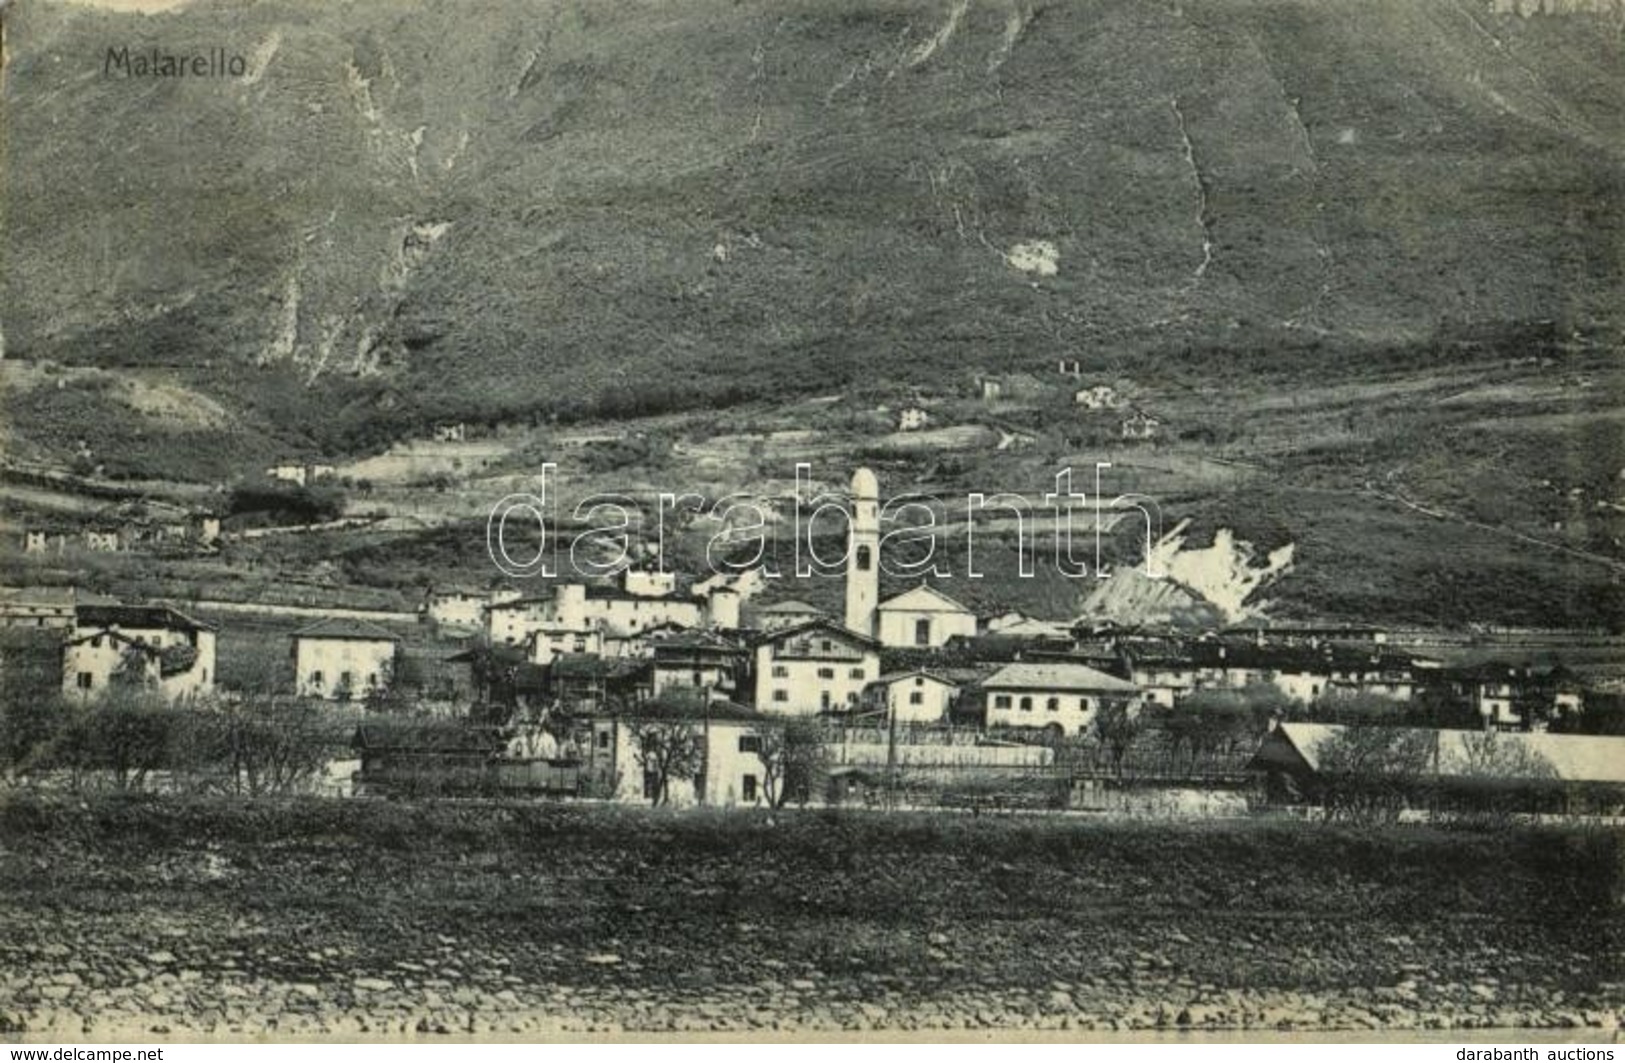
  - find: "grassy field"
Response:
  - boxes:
[0,796,1619,1037]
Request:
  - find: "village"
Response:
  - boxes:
[3,461,1621,820]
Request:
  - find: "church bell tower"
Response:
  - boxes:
[845,467,880,637]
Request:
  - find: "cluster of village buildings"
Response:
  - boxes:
[2,467,1610,809]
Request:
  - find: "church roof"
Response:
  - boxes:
[879,583,975,616]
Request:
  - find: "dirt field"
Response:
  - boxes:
[0,797,1619,1039]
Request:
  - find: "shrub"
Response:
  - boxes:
[1314,727,1437,826]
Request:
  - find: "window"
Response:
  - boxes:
[771,665,789,678]
[817,667,836,679]
[597,731,611,750]
[772,690,788,703]
[742,774,759,802]
[76,672,93,690]
[1019,696,1033,712]
[1078,698,1090,712]
[820,639,833,653]
[91,636,103,649]
[856,545,872,572]
[1046,697,1060,712]
[908,691,924,706]
[994,695,1012,709]
[821,691,832,710]
[914,618,931,646]
[310,670,324,687]
[738,735,761,754]
[849,667,865,680]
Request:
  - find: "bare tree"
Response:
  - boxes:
[1091,700,1144,779]
[1447,730,1559,825]
[630,718,704,806]
[755,716,827,808]
[224,695,348,796]
[62,685,172,791]
[1315,726,1437,825]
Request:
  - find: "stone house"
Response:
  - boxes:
[981,660,1139,735]
[752,619,882,716]
[66,603,217,701]
[897,406,930,432]
[289,618,400,701]
[860,670,960,725]
[580,698,778,807]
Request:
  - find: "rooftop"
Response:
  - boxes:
[289,617,401,643]
[77,603,215,632]
[982,661,1138,694]
[878,583,975,615]
[755,618,882,650]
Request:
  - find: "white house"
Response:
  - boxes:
[876,584,978,648]
[0,586,80,630]
[649,630,747,701]
[897,406,930,432]
[861,670,960,725]
[423,588,490,632]
[63,631,162,700]
[982,660,1139,735]
[1074,384,1121,410]
[265,463,338,487]
[289,618,400,701]
[527,624,604,665]
[484,583,709,646]
[67,603,216,701]
[485,596,552,646]
[581,699,779,807]
[266,464,308,486]
[619,566,677,598]
[753,619,882,716]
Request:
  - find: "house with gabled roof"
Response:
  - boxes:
[581,696,778,807]
[861,669,960,724]
[752,618,882,716]
[1250,723,1625,815]
[62,629,163,700]
[289,617,400,701]
[876,583,978,648]
[649,630,748,700]
[0,585,81,630]
[981,660,1139,736]
[68,602,216,700]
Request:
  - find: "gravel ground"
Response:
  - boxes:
[0,798,1619,1038]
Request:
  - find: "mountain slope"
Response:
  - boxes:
[3,0,1624,464]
